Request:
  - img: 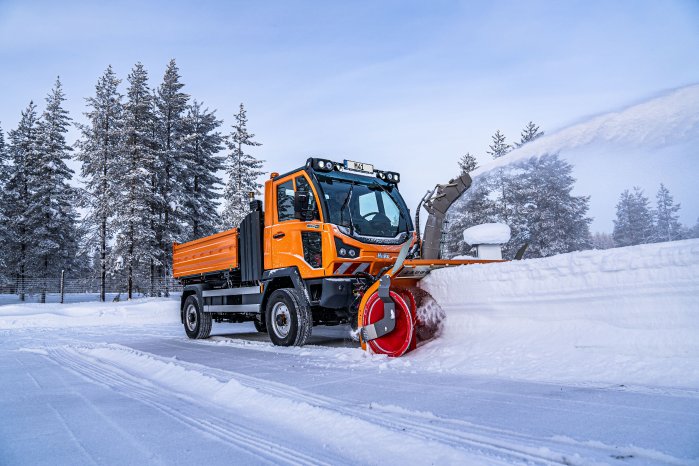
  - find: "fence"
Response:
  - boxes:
[0,275,183,304]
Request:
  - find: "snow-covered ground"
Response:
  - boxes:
[1,241,698,465]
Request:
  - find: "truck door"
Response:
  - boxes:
[269,174,326,278]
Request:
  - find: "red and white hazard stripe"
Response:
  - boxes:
[333,262,370,275]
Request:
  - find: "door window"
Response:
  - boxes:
[295,175,320,221]
[276,180,295,222]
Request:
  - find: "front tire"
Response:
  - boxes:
[265,288,312,346]
[183,295,212,339]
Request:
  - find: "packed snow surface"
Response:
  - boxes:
[463,222,512,245]
[1,240,698,464]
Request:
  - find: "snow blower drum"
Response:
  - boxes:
[359,273,446,357]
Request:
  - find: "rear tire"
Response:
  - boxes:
[253,315,267,333]
[183,295,212,339]
[265,288,312,346]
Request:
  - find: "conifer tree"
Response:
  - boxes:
[28,78,79,302]
[515,121,543,148]
[516,154,591,257]
[181,100,224,240]
[613,187,654,247]
[112,63,160,299]
[221,104,264,228]
[5,102,40,300]
[487,130,511,159]
[154,59,190,277]
[0,124,8,277]
[653,183,682,242]
[76,66,124,301]
[458,152,478,174]
[591,232,615,250]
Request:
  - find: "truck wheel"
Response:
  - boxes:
[265,288,312,346]
[253,315,267,333]
[183,295,212,339]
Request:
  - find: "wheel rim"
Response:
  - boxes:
[271,302,291,338]
[186,303,198,332]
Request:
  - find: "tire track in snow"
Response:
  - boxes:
[45,347,331,466]
[45,345,488,465]
[50,343,671,466]
[130,341,695,466]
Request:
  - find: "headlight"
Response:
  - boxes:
[339,248,347,256]
[348,249,356,257]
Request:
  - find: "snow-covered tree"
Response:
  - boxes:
[4,102,40,300]
[688,218,699,239]
[154,59,190,273]
[591,232,615,250]
[111,63,161,299]
[613,187,654,247]
[0,124,9,277]
[653,183,683,243]
[76,66,124,301]
[516,154,592,258]
[445,154,591,259]
[221,103,264,228]
[487,130,511,159]
[180,100,224,240]
[458,152,478,174]
[27,78,79,302]
[515,121,543,148]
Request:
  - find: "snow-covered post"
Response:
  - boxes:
[60,270,65,304]
[463,223,511,260]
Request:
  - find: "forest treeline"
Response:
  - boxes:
[0,60,264,300]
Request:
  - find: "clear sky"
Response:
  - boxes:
[1,0,698,228]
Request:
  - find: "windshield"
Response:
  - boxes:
[316,172,411,238]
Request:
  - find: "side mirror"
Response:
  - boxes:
[294,191,311,220]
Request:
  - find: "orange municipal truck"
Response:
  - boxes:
[173,158,499,357]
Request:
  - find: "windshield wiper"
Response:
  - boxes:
[339,183,355,236]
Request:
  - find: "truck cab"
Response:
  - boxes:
[174,158,415,347]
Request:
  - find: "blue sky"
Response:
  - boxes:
[1,0,698,229]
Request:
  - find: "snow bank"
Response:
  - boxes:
[0,297,180,329]
[417,239,699,389]
[462,223,511,245]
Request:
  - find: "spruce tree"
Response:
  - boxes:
[27,78,79,303]
[221,103,264,228]
[76,66,124,301]
[487,130,511,159]
[181,100,224,240]
[517,154,591,258]
[0,124,8,277]
[653,183,682,242]
[458,152,478,174]
[5,102,40,300]
[112,63,160,299]
[591,232,615,250]
[154,59,190,280]
[613,187,654,247]
[515,121,543,148]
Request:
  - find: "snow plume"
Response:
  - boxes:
[472,84,699,178]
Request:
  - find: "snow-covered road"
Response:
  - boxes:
[2,320,697,465]
[2,240,698,465]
